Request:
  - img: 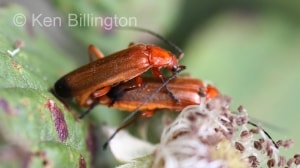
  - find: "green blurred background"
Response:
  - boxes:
[2,0,300,166]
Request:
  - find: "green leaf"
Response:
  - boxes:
[0,5,89,168]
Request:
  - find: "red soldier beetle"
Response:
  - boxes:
[100,76,219,113]
[53,28,185,118]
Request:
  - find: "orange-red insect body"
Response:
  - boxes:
[54,44,183,107]
[99,76,220,116]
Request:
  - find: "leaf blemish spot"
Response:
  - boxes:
[45,99,69,142]
[33,151,50,167]
[0,98,12,115]
[79,154,86,168]
[11,60,22,72]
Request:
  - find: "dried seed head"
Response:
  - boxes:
[287,158,294,167]
[240,130,249,138]
[237,105,247,113]
[187,113,196,122]
[267,159,275,168]
[235,142,245,152]
[277,156,286,167]
[276,140,283,147]
[152,95,297,168]
[266,145,274,158]
[248,155,259,167]
[294,154,300,165]
[236,115,248,126]
[282,139,294,148]
[249,128,260,134]
[253,141,262,150]
[259,138,265,144]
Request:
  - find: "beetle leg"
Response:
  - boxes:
[104,77,143,107]
[141,110,155,118]
[78,86,112,119]
[114,76,143,93]
[125,76,143,90]
[152,67,163,79]
[97,95,114,106]
[152,67,179,103]
[135,76,143,87]
[88,45,105,62]
[92,86,111,98]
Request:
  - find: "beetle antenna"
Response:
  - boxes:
[122,27,184,59]
[102,66,186,149]
[247,121,278,148]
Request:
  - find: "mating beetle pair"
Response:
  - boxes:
[52,29,218,147]
[54,41,219,115]
[54,39,218,120]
